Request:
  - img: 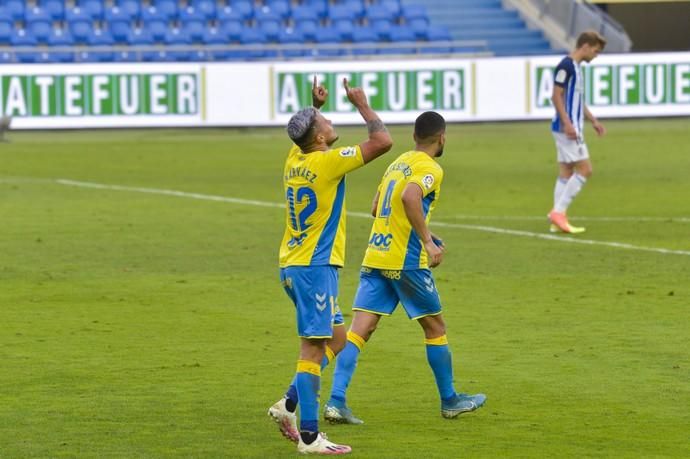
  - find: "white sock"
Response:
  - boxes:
[555,173,587,213]
[553,177,568,209]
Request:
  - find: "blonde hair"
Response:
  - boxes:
[576,30,607,50]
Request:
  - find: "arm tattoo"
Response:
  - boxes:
[367,119,388,134]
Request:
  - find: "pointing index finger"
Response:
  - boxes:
[343,77,350,92]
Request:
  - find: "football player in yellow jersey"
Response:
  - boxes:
[268,77,392,455]
[324,112,487,424]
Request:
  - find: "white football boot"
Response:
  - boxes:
[297,432,352,455]
[267,397,299,442]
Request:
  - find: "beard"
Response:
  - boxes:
[436,146,444,157]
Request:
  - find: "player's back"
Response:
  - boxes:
[363,150,443,271]
[279,144,364,268]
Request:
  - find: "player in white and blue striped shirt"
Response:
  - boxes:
[549,30,607,234]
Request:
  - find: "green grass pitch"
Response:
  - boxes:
[1,119,689,458]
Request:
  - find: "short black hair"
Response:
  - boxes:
[414,111,446,142]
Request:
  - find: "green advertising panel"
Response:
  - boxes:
[276,69,466,114]
[534,62,690,108]
[0,73,199,117]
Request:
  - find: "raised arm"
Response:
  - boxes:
[401,183,443,267]
[343,78,393,164]
[312,76,328,110]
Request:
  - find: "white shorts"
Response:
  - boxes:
[553,132,589,164]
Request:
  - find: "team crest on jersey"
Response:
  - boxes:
[340,147,356,157]
[422,174,435,189]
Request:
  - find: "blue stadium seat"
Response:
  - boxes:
[381,0,401,17]
[389,25,415,43]
[337,0,364,18]
[48,28,74,46]
[191,0,217,20]
[291,6,319,23]
[142,1,178,22]
[259,19,282,42]
[428,27,452,42]
[105,6,136,23]
[16,51,41,64]
[334,20,354,42]
[401,4,428,22]
[279,29,307,58]
[80,0,104,20]
[254,5,282,22]
[0,21,13,44]
[329,5,358,22]
[88,28,115,46]
[352,27,378,55]
[43,0,65,20]
[179,6,206,22]
[203,27,226,45]
[65,6,94,22]
[220,20,243,42]
[79,50,115,63]
[303,0,328,19]
[0,51,14,63]
[217,1,253,21]
[113,50,137,62]
[183,20,205,43]
[165,28,192,61]
[366,5,391,22]
[147,20,168,42]
[5,0,25,21]
[69,20,93,44]
[314,28,343,57]
[238,28,268,59]
[28,20,52,44]
[25,6,52,23]
[110,21,132,43]
[371,19,393,41]
[0,9,11,23]
[408,17,429,40]
[128,28,155,46]
[265,0,291,20]
[295,20,318,42]
[11,29,38,46]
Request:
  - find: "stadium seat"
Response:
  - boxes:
[303,0,328,19]
[238,28,268,59]
[179,6,206,22]
[334,20,354,42]
[141,1,178,22]
[191,0,217,20]
[0,51,13,63]
[147,20,168,42]
[28,20,53,44]
[128,28,155,46]
[43,0,65,21]
[329,5,358,22]
[203,26,226,45]
[401,4,428,22]
[428,27,452,42]
[4,0,25,21]
[16,51,41,63]
[352,27,378,55]
[105,6,137,23]
[314,28,343,57]
[165,28,192,61]
[48,28,75,46]
[11,29,38,47]
[381,0,401,17]
[110,20,132,43]
[70,20,93,44]
[408,18,429,40]
[88,28,115,46]
[65,6,94,22]
[366,5,391,22]
[220,20,243,42]
[79,50,115,63]
[291,6,319,23]
[0,21,12,44]
[80,0,104,20]
[113,50,137,62]
[371,19,393,41]
[265,0,291,20]
[254,5,282,22]
[25,6,52,23]
[217,2,253,22]
[183,21,205,43]
[295,20,319,42]
[259,20,282,42]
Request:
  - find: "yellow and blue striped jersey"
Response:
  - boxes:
[362,151,443,270]
[279,144,364,268]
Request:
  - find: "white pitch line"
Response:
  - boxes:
[451,214,690,223]
[53,178,690,258]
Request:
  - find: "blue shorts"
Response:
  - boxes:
[280,266,344,338]
[352,267,442,320]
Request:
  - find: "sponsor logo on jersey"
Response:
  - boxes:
[422,174,435,189]
[368,232,393,249]
[340,147,357,157]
